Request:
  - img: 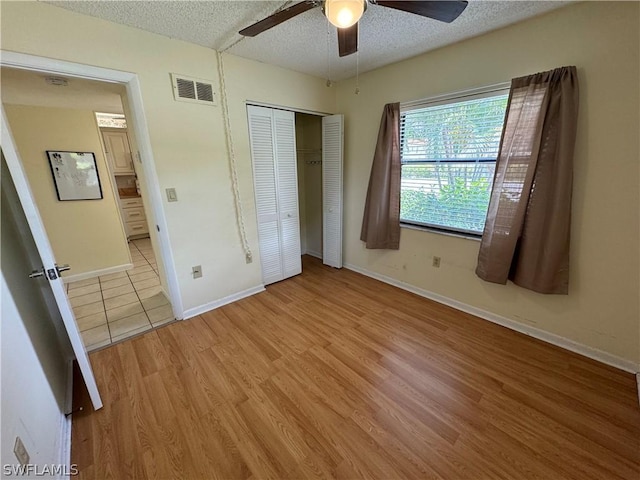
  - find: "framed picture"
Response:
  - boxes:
[46,151,103,201]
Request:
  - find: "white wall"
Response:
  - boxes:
[3,105,131,277]
[336,1,640,367]
[0,1,336,314]
[1,157,70,473]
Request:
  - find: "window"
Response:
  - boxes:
[95,112,127,129]
[400,87,509,236]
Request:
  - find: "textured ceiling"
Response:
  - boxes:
[46,1,572,81]
[1,67,126,113]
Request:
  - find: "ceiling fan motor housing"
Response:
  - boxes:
[323,0,368,29]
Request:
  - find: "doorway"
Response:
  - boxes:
[1,63,178,351]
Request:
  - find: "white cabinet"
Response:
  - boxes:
[248,105,301,285]
[119,197,148,238]
[103,130,134,175]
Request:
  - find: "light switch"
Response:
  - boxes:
[166,188,178,202]
[192,265,202,279]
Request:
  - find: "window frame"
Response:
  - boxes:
[399,82,510,238]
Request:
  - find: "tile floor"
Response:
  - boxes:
[67,238,175,351]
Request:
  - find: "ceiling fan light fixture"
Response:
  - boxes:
[324,0,365,29]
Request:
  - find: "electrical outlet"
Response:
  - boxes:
[192,265,202,279]
[166,188,178,202]
[13,437,29,465]
[245,252,253,264]
[432,256,441,268]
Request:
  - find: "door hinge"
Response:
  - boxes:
[156,225,160,232]
[136,151,142,163]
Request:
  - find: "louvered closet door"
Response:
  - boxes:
[273,109,302,279]
[322,115,344,268]
[248,106,301,285]
[248,106,283,285]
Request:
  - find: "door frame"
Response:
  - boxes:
[1,50,184,319]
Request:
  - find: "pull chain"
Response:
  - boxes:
[326,19,333,87]
[355,23,360,95]
[355,48,360,95]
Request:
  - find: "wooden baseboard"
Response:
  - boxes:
[344,262,639,374]
[182,285,265,320]
[62,264,133,284]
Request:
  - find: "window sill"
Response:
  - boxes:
[400,223,482,242]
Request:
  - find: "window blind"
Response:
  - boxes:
[399,89,509,235]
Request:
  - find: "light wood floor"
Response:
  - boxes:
[72,256,640,479]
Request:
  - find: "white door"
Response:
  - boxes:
[248,105,301,285]
[273,109,302,279]
[103,130,134,175]
[248,106,282,285]
[1,106,103,410]
[322,115,344,268]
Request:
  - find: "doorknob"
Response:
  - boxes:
[56,264,71,275]
[28,268,45,279]
[30,265,71,279]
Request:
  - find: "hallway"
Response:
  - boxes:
[67,238,174,350]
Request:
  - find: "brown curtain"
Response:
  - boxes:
[360,103,401,249]
[476,66,579,294]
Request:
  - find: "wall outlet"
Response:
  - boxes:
[192,265,202,279]
[432,256,441,268]
[13,437,29,465]
[245,252,253,264]
[166,188,178,202]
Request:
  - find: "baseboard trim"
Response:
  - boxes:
[62,263,133,284]
[344,262,639,374]
[305,250,322,260]
[182,284,265,320]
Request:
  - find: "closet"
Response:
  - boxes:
[248,106,301,285]
[295,113,323,260]
[248,105,343,286]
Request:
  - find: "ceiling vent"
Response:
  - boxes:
[170,73,217,106]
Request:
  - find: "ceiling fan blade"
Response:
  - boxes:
[239,1,319,37]
[338,23,358,57]
[375,1,468,23]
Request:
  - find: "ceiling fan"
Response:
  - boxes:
[239,0,469,57]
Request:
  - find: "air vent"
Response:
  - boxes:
[176,78,196,99]
[171,74,217,106]
[196,82,214,103]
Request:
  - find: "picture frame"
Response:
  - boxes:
[46,151,103,201]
